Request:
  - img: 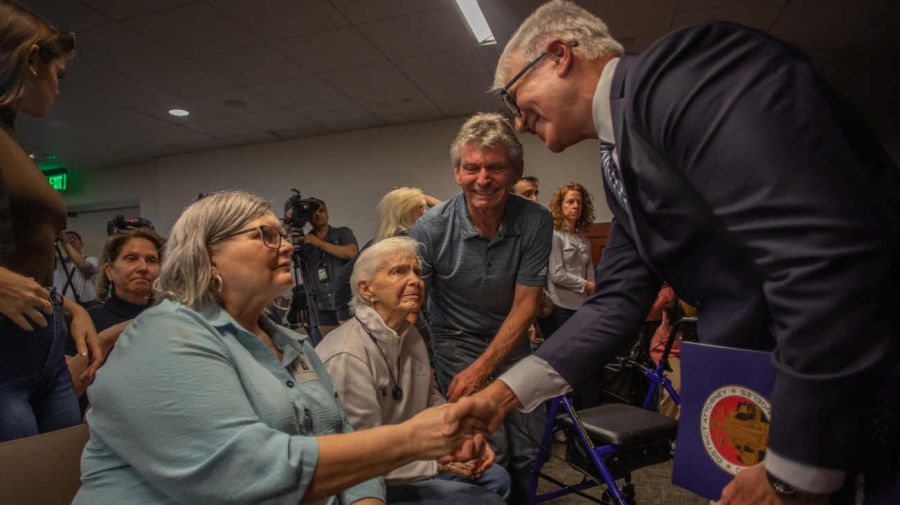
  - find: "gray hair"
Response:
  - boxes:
[375,187,427,241]
[156,190,272,309]
[350,236,421,311]
[450,112,523,169]
[493,0,623,89]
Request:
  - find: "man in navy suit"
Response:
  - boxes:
[446,1,899,504]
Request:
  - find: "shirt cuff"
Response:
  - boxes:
[765,448,846,494]
[498,355,571,412]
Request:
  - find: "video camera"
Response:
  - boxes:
[106,215,154,236]
[283,189,322,229]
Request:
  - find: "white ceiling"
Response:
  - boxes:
[16,0,900,169]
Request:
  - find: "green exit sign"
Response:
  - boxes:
[44,168,67,191]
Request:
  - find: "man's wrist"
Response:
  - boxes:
[765,470,830,501]
[484,380,521,416]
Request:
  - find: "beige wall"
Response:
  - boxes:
[62,116,611,250]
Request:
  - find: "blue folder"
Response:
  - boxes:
[672,341,775,500]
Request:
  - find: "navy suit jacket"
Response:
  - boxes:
[537,22,899,471]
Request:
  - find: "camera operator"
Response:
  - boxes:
[53,230,99,306]
[300,199,358,334]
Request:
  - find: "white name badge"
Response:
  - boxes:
[289,354,320,384]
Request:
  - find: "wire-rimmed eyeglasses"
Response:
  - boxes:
[498,41,578,116]
[220,225,289,250]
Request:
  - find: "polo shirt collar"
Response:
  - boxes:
[455,192,523,241]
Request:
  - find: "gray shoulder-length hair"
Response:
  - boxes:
[156,190,272,308]
[349,236,422,311]
[492,0,623,90]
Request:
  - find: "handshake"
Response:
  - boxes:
[405,382,522,468]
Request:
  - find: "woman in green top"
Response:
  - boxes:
[75,191,484,505]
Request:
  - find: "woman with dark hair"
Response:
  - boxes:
[0,0,102,441]
[539,182,596,338]
[89,227,165,332]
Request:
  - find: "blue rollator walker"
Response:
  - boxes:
[528,318,697,504]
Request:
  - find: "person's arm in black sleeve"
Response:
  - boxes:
[536,219,661,390]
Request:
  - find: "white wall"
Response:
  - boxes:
[62,116,610,249]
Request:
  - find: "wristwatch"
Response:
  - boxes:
[765,471,827,501]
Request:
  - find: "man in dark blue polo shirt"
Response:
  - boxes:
[410,112,552,503]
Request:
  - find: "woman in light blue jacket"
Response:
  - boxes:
[74,191,481,505]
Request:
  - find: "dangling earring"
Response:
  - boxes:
[30,69,37,77]
[211,273,224,293]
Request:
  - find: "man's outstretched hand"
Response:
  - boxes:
[443,380,522,438]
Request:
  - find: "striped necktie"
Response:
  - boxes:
[600,142,630,214]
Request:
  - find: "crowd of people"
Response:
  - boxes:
[0,1,897,505]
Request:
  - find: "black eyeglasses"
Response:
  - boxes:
[220,225,289,250]
[498,41,578,117]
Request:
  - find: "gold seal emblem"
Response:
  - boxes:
[700,385,771,475]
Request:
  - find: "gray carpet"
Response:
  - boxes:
[534,440,708,505]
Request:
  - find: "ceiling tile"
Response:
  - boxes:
[79,0,193,20]
[355,89,445,124]
[21,0,111,30]
[770,0,895,51]
[219,130,278,146]
[358,7,476,60]
[201,45,308,86]
[578,0,679,26]
[184,118,256,138]
[237,109,318,132]
[330,0,454,24]
[272,125,324,139]
[179,87,280,119]
[322,63,416,97]
[251,76,345,107]
[676,0,781,12]
[438,95,505,117]
[293,98,383,130]
[209,0,349,41]
[396,48,493,111]
[76,23,184,74]
[672,0,784,32]
[276,27,387,74]
[606,14,674,52]
[126,2,260,57]
[477,0,545,47]
[127,60,238,99]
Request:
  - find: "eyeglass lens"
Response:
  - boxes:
[260,226,283,248]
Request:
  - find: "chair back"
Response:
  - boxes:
[0,424,89,505]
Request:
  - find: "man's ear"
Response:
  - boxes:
[453,164,463,186]
[546,38,575,77]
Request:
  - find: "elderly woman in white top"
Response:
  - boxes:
[539,182,597,339]
[317,237,510,505]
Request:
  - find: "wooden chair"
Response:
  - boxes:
[0,424,88,505]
